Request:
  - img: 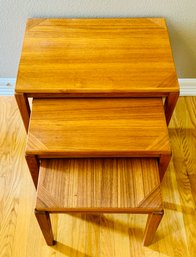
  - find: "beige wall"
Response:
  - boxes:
[0,0,196,78]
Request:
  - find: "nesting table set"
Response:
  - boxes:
[15,18,179,246]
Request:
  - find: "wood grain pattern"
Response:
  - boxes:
[15,18,179,130]
[34,210,54,246]
[164,92,179,125]
[168,97,196,257]
[1,96,196,256]
[36,158,162,212]
[0,97,33,256]
[25,155,40,188]
[159,154,171,181]
[15,93,30,132]
[35,158,163,246]
[143,210,164,246]
[26,98,171,157]
[15,18,179,96]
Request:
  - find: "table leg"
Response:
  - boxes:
[35,210,55,246]
[25,155,40,188]
[159,154,171,181]
[164,92,179,125]
[15,93,30,133]
[143,210,164,246]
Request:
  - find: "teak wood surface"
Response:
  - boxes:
[26,98,171,158]
[16,18,178,95]
[35,158,163,246]
[36,158,162,213]
[15,18,179,130]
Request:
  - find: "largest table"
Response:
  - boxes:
[15,18,179,132]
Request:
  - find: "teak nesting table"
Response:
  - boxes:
[15,18,179,246]
[15,18,179,132]
[26,97,171,187]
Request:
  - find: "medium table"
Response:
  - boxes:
[15,18,179,132]
[25,97,171,187]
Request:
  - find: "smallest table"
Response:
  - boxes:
[15,18,179,132]
[35,158,163,246]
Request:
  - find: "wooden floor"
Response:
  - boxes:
[0,96,195,257]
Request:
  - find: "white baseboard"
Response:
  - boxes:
[0,78,196,96]
[178,79,196,96]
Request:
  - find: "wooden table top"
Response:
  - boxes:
[16,18,179,96]
[36,158,162,212]
[26,98,171,157]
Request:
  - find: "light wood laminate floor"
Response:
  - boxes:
[0,96,195,257]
